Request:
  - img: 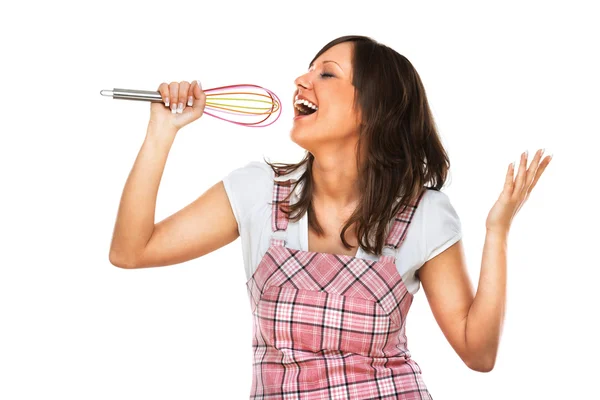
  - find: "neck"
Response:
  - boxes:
[311,154,360,213]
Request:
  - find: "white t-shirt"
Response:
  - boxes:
[222,160,462,295]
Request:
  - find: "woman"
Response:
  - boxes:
[109,35,551,399]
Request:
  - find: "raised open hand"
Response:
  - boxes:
[486,148,552,235]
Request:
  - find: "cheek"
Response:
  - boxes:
[330,103,360,127]
[325,99,355,117]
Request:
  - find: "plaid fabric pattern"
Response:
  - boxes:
[245,179,431,399]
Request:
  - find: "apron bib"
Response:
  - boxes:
[246,178,432,399]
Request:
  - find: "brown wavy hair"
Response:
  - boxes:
[264,35,450,256]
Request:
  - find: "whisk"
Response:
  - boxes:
[100,83,282,128]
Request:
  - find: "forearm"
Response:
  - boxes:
[109,123,178,266]
[465,229,508,370]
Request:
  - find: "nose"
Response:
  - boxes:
[294,71,312,91]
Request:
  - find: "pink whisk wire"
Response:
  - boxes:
[202,84,282,128]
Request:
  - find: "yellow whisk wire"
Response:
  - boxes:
[202,84,282,127]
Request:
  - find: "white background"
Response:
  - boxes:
[1,0,598,398]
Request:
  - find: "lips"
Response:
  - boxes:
[293,111,316,121]
[293,102,317,120]
[293,94,318,118]
[294,106,317,117]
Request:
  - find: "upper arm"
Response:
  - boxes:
[418,238,475,365]
[131,180,239,269]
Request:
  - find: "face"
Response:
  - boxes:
[290,42,362,151]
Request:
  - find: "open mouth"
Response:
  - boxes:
[294,97,318,117]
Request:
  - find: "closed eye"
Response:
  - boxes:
[320,73,334,78]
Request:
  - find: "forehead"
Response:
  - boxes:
[310,42,353,71]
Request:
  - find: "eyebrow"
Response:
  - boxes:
[309,60,343,71]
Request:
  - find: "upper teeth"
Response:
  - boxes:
[294,96,318,111]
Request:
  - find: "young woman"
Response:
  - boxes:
[109,35,551,399]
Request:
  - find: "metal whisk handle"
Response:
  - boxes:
[100,88,162,102]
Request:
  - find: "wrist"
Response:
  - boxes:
[485,227,509,241]
[146,121,178,140]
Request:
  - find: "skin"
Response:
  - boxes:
[290,42,553,372]
[292,43,363,208]
[291,42,365,256]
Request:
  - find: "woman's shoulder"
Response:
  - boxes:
[228,160,306,180]
[236,160,274,176]
[396,187,458,227]
[418,187,462,232]
[224,160,274,186]
[221,161,276,209]
[421,187,456,209]
[392,186,447,211]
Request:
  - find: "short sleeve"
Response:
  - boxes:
[423,190,462,262]
[221,161,273,235]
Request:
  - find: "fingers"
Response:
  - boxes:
[524,149,545,191]
[169,82,180,113]
[504,161,515,195]
[187,80,201,107]
[529,153,552,191]
[512,151,528,198]
[510,148,552,199]
[186,83,195,107]
[158,80,203,114]
[177,81,190,113]
[158,82,170,107]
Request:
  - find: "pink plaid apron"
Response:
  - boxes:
[246,178,432,399]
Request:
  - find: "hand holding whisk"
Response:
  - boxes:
[100,80,282,131]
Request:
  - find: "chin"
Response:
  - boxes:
[290,125,320,151]
[290,126,309,147]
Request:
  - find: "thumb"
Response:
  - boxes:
[194,80,204,99]
[192,80,206,115]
